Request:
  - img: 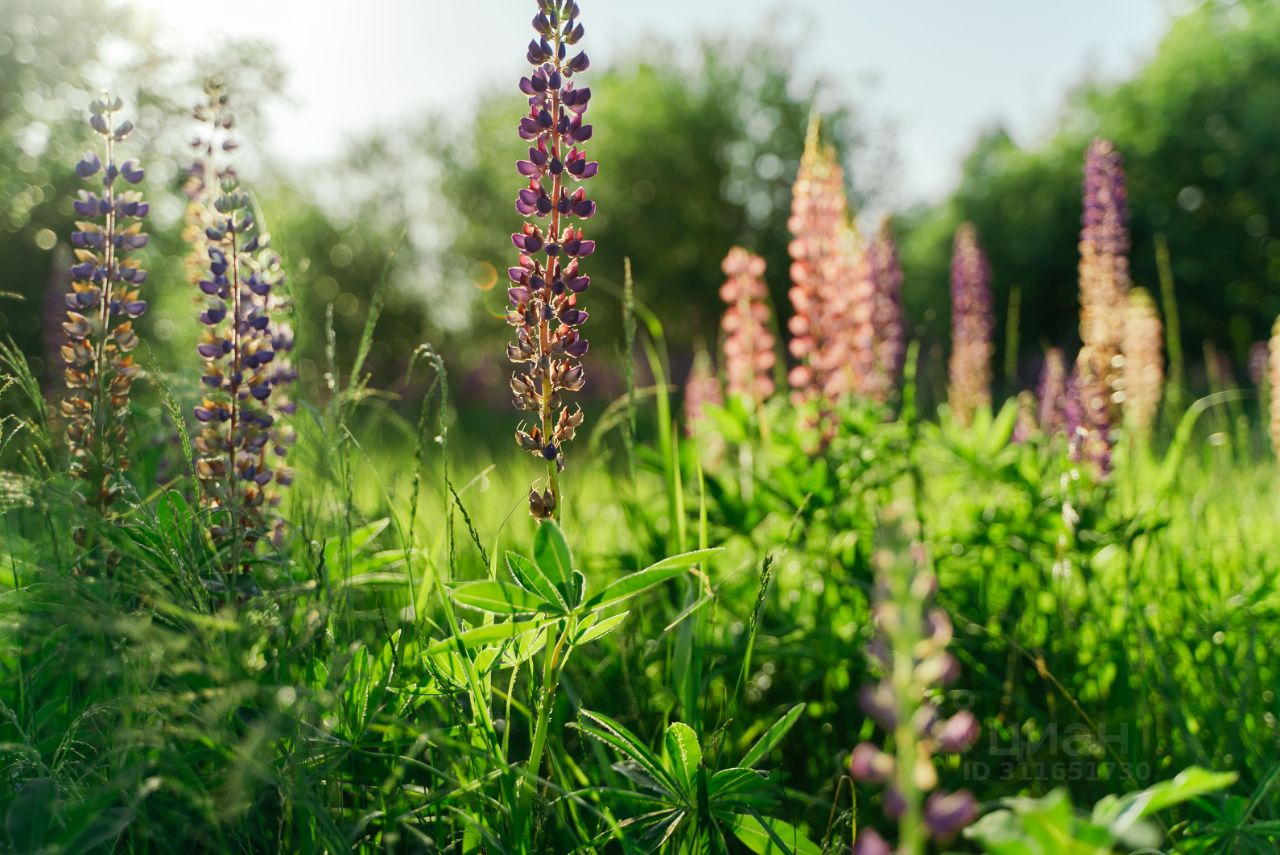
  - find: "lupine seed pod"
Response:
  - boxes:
[850,546,979,851]
[947,223,993,425]
[866,215,906,404]
[190,85,296,554]
[1036,347,1069,438]
[1122,288,1164,436]
[1269,318,1280,462]
[683,348,722,435]
[61,95,149,512]
[509,0,595,520]
[787,115,858,404]
[719,247,775,406]
[1076,139,1130,466]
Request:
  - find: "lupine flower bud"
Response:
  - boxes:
[187,82,295,555]
[867,215,906,404]
[719,247,775,406]
[60,95,149,512]
[509,0,596,519]
[947,223,993,425]
[1075,139,1131,475]
[1270,317,1280,463]
[1122,288,1164,436]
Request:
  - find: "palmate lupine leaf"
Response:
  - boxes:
[450,579,549,615]
[663,722,701,797]
[583,547,721,612]
[422,618,553,656]
[505,550,568,611]
[574,709,680,795]
[729,814,823,855]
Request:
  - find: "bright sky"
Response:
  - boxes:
[131,0,1176,205]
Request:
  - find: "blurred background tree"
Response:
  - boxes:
[899,0,1280,392]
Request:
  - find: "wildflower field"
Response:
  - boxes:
[2,1,1279,852]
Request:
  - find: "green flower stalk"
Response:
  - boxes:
[61,95,149,513]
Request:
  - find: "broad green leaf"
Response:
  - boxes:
[664,722,701,795]
[423,618,551,656]
[1092,766,1238,840]
[574,709,678,794]
[533,520,574,592]
[450,579,548,614]
[729,814,822,855]
[585,547,723,611]
[575,611,628,646]
[740,703,804,768]
[506,551,567,611]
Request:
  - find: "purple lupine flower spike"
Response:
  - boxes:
[188,82,295,556]
[1075,138,1131,476]
[60,94,149,513]
[508,0,595,520]
[867,215,906,403]
[947,223,994,426]
[850,541,981,851]
[1037,347,1069,438]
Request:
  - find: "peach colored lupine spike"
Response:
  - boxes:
[719,247,776,405]
[1122,288,1164,435]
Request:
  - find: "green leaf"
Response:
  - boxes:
[323,518,390,567]
[740,703,804,769]
[664,722,701,795]
[574,709,678,794]
[533,520,574,593]
[423,619,551,656]
[506,551,568,611]
[708,767,770,800]
[1092,766,1238,840]
[585,547,722,611]
[728,814,822,855]
[450,579,548,614]
[575,611,628,646]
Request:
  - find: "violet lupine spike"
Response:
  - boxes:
[1122,288,1164,436]
[867,215,906,404]
[1036,347,1069,438]
[850,546,980,851]
[1069,359,1114,477]
[719,247,776,406]
[947,223,994,426]
[1076,139,1131,475]
[61,95,149,512]
[190,83,296,553]
[508,0,595,520]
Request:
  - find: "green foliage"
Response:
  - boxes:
[901,0,1280,380]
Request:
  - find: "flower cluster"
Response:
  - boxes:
[719,247,775,405]
[786,117,872,405]
[1036,347,1070,438]
[61,96,149,511]
[190,86,295,552]
[1075,139,1130,475]
[851,549,980,854]
[1121,288,1164,436]
[867,216,906,404]
[507,0,596,520]
[947,223,993,425]
[683,349,722,435]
